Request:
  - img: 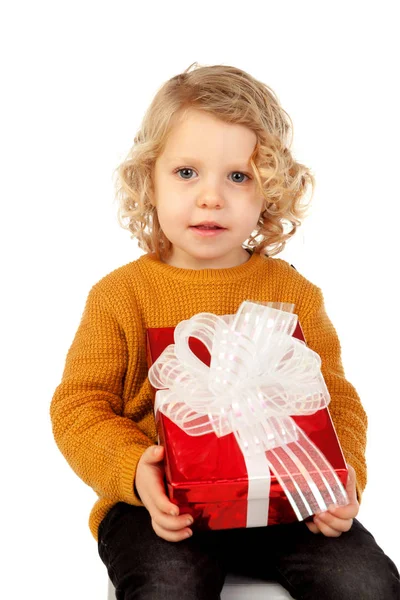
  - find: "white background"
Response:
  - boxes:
[1,1,399,598]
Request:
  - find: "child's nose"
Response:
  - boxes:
[196,190,224,209]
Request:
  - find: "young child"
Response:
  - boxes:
[50,63,400,599]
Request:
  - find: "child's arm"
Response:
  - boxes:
[300,285,368,504]
[50,284,154,507]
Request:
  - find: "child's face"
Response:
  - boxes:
[152,109,264,270]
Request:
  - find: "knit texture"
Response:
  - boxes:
[50,252,368,541]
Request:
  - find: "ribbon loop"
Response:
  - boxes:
[149,300,330,450]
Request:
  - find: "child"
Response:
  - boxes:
[50,63,400,599]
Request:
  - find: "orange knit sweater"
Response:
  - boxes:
[50,251,368,542]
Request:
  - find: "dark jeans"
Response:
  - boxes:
[98,503,400,600]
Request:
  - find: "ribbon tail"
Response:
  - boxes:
[290,426,349,508]
[266,447,313,520]
[266,424,349,521]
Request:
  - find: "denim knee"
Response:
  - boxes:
[308,553,400,600]
[120,559,224,600]
[98,504,226,600]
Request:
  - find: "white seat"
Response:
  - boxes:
[108,573,293,599]
[221,574,293,599]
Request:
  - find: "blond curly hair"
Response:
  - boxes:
[113,62,315,260]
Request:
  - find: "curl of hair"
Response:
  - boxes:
[114,62,315,260]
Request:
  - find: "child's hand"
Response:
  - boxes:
[135,445,194,542]
[305,464,359,537]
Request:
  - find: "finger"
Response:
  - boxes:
[152,493,180,517]
[315,510,354,533]
[305,520,321,534]
[141,445,165,465]
[151,488,180,517]
[345,464,358,504]
[319,465,358,523]
[316,513,353,533]
[313,516,342,537]
[138,471,177,516]
[152,519,193,543]
[152,510,194,532]
[327,502,359,521]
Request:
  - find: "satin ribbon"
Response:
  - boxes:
[149,301,348,522]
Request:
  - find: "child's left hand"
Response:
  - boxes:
[305,464,359,537]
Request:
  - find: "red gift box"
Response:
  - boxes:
[146,320,348,530]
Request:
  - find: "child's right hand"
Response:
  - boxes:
[135,445,194,542]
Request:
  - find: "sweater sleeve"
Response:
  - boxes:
[300,285,368,503]
[50,285,153,505]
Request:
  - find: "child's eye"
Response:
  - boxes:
[230,172,249,183]
[176,168,196,180]
[175,168,250,183]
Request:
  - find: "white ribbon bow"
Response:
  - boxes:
[149,300,348,522]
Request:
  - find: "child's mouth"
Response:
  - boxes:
[193,225,222,230]
[190,225,226,236]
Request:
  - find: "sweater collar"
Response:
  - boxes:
[139,250,266,283]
